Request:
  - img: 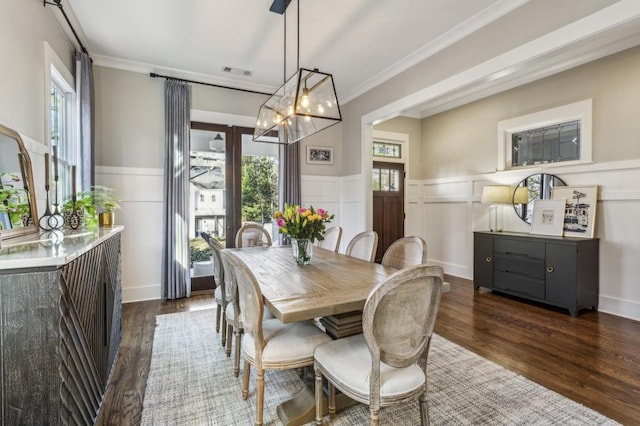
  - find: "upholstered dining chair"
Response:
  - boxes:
[381,236,427,269]
[345,230,379,262]
[201,232,230,346]
[316,226,342,252]
[235,223,272,248]
[314,264,444,426]
[221,250,332,426]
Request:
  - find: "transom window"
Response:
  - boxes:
[372,141,401,159]
[511,120,580,167]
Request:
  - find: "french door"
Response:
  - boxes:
[372,161,405,263]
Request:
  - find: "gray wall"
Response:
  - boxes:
[421,45,640,179]
[340,0,618,176]
[0,0,74,143]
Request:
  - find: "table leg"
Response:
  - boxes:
[276,384,357,426]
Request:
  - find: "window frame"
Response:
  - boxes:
[45,43,78,209]
[497,99,592,171]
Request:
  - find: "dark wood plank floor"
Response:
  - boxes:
[97,277,640,425]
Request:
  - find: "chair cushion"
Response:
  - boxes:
[242,319,332,368]
[314,334,425,400]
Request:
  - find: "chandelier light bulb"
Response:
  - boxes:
[317,104,325,114]
[300,87,310,108]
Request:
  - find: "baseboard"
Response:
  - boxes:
[123,285,160,303]
[598,295,640,322]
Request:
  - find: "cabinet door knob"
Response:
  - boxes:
[485,256,492,263]
[547,266,554,273]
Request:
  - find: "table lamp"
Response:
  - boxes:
[481,185,512,232]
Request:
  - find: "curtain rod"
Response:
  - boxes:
[150,72,272,96]
[43,0,89,55]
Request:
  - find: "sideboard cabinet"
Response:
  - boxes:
[0,227,123,425]
[473,231,599,316]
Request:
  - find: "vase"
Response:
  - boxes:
[291,238,313,265]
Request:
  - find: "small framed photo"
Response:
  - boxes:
[530,199,566,236]
[551,186,598,238]
[306,146,333,165]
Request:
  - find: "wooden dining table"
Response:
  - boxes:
[224,244,399,425]
[225,244,398,323]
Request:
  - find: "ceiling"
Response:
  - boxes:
[61,1,640,121]
[63,0,526,104]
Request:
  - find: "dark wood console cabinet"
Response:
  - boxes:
[473,231,599,316]
[0,229,122,425]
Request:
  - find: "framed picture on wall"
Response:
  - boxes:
[530,199,566,236]
[306,146,333,165]
[551,185,598,238]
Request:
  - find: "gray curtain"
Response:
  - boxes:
[278,141,301,244]
[75,51,94,191]
[162,80,191,300]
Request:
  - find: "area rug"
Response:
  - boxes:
[140,309,617,425]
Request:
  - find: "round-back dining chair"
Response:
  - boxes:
[381,236,427,269]
[344,230,378,262]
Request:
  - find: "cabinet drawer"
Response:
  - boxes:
[494,271,545,299]
[494,238,544,258]
[494,254,545,279]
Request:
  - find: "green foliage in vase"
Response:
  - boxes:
[62,186,121,228]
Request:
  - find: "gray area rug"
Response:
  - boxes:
[140,309,617,425]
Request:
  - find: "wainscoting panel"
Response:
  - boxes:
[97,166,163,302]
[413,159,640,321]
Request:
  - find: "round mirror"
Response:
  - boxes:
[513,174,566,224]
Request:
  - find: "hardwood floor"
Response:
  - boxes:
[98,278,640,425]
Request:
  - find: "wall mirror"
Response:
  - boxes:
[513,173,566,224]
[0,124,39,241]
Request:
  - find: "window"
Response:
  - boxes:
[511,120,580,167]
[373,141,401,159]
[46,42,77,209]
[372,167,400,191]
[497,99,592,171]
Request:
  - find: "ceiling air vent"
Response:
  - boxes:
[222,66,252,77]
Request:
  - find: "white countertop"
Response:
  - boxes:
[0,226,124,271]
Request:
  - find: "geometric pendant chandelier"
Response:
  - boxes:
[253,0,341,144]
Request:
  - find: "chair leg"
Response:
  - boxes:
[226,322,233,357]
[419,392,430,426]
[242,360,251,400]
[234,328,242,377]
[255,369,265,426]
[315,366,324,425]
[328,382,336,419]
[215,303,221,333]
[369,408,380,426]
[221,305,227,346]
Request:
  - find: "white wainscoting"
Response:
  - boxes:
[104,160,640,320]
[407,159,640,321]
[96,166,164,303]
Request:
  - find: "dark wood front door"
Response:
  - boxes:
[372,161,405,263]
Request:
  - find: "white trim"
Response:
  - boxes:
[95,165,163,176]
[497,99,592,171]
[95,55,278,95]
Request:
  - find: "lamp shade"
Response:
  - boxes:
[513,186,529,204]
[481,185,512,204]
[253,68,342,144]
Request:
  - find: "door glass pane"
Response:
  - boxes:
[241,134,279,242]
[189,127,225,285]
[372,168,381,191]
[389,169,399,191]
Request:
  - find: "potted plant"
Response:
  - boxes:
[62,186,120,229]
[92,186,121,226]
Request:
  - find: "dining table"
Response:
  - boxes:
[224,244,399,425]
